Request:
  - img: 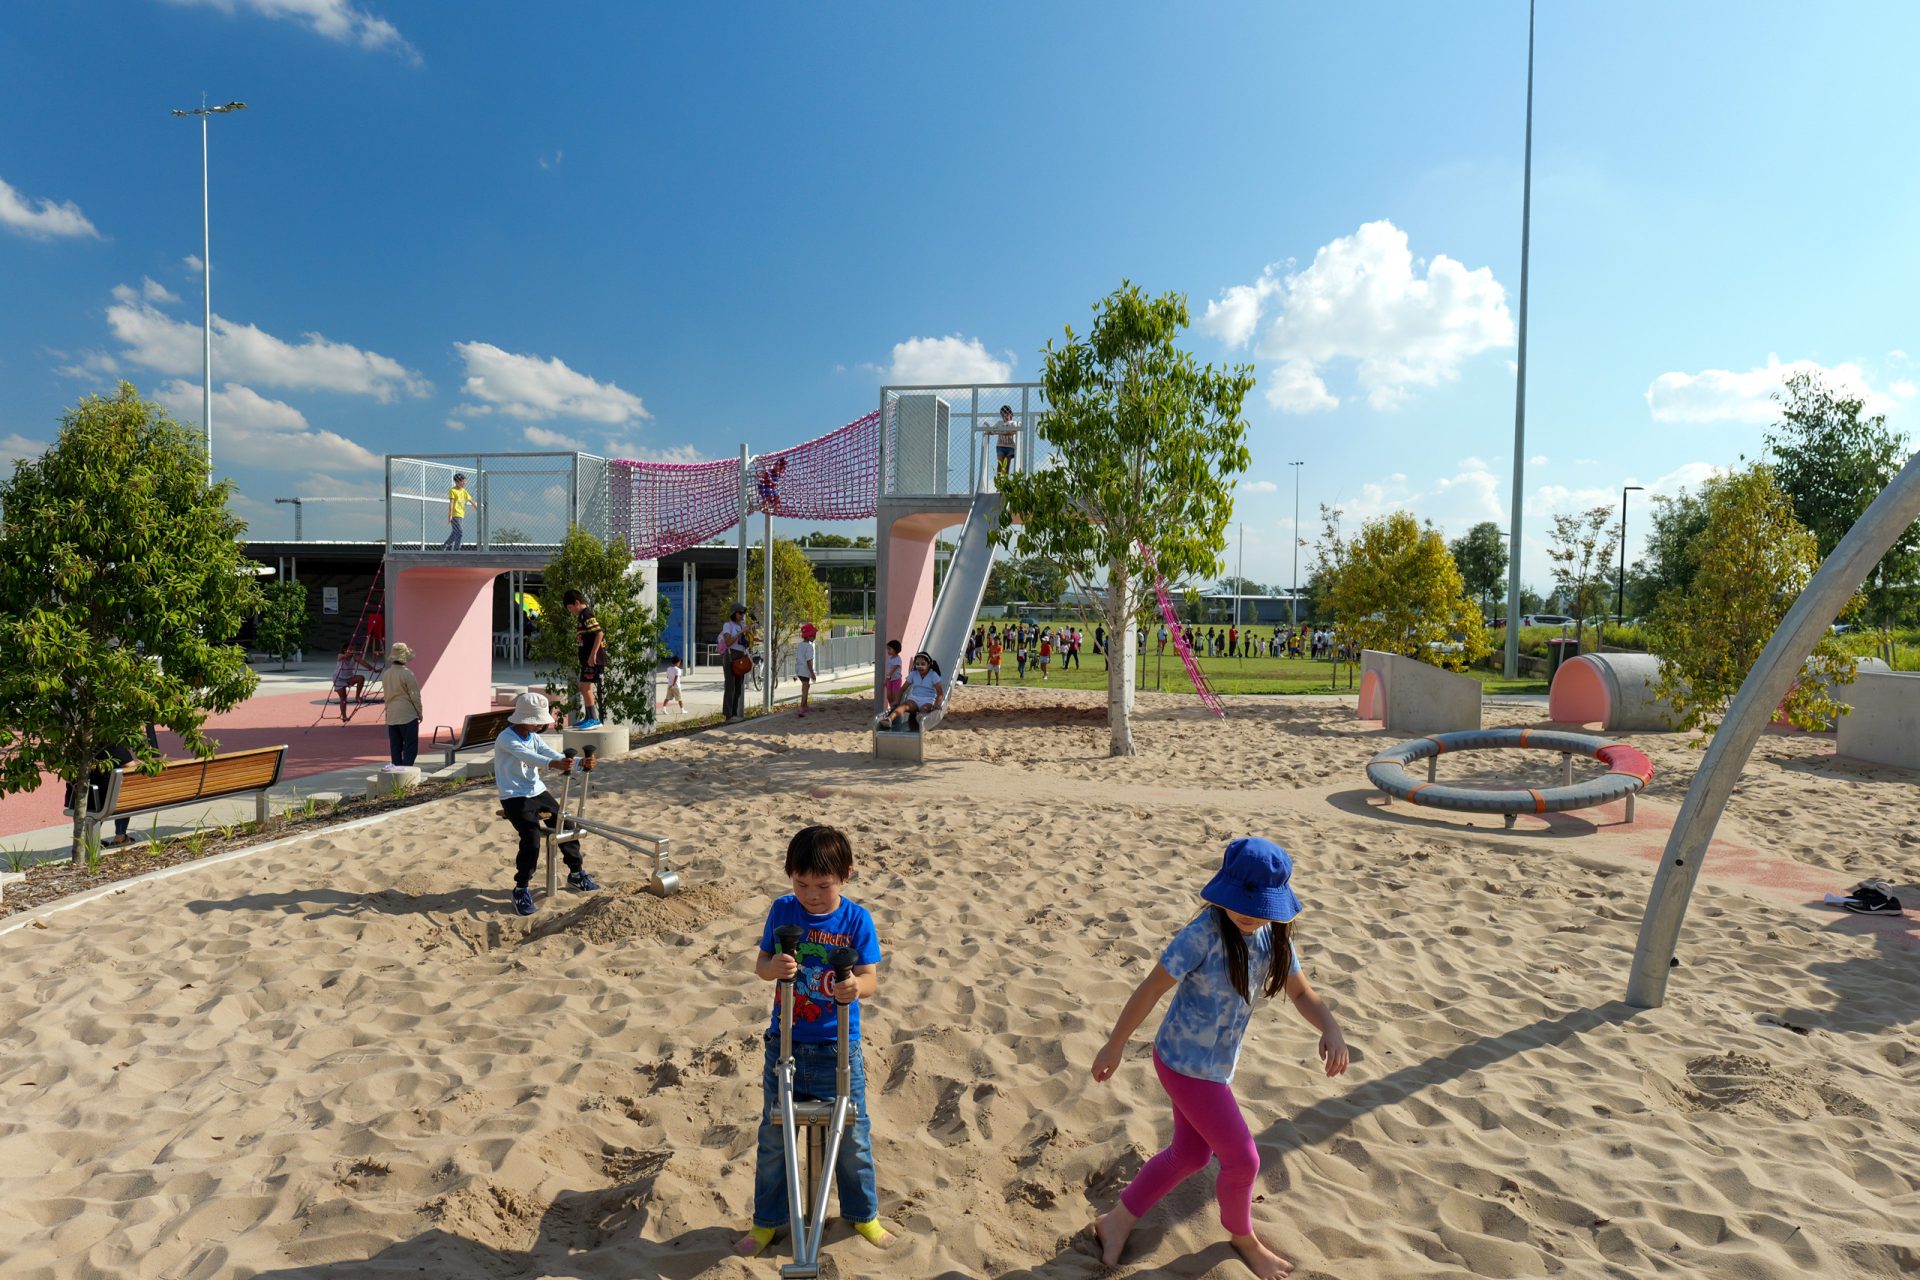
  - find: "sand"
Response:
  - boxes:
[1,689,1916,1279]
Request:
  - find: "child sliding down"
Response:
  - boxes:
[1090,837,1349,1279]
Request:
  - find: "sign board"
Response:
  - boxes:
[322,586,339,615]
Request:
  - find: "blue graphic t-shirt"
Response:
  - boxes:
[1152,912,1300,1084]
[759,895,883,1043]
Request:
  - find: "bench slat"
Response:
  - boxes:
[103,747,287,819]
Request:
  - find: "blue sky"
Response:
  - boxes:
[3,1,1917,593]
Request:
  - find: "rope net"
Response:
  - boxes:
[1141,545,1226,719]
[607,410,882,559]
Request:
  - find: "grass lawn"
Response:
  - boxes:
[961,651,1547,696]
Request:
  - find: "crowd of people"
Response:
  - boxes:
[959,618,1357,681]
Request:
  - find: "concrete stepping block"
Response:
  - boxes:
[365,767,424,799]
[561,725,629,757]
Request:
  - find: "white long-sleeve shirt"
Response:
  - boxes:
[494,727,563,799]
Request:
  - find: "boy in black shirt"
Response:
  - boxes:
[564,589,607,729]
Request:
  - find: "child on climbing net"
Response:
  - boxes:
[736,825,891,1257]
[1090,837,1350,1280]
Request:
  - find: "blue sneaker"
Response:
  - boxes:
[511,887,536,916]
[567,870,601,892]
[574,717,602,730]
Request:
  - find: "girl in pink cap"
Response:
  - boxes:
[1089,837,1350,1279]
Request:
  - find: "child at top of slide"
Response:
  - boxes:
[1090,837,1349,1279]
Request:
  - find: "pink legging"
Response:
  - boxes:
[1120,1049,1260,1236]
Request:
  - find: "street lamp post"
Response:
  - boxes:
[1290,460,1305,628]
[1503,0,1537,678]
[1616,485,1644,622]
[170,99,246,474]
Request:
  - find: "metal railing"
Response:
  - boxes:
[879,382,1051,499]
[385,451,612,553]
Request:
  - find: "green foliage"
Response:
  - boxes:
[1766,370,1919,627]
[491,526,531,545]
[5,848,29,873]
[255,580,309,670]
[748,537,830,686]
[995,281,1254,756]
[1314,507,1489,670]
[0,384,262,864]
[1647,464,1859,740]
[1629,488,1710,613]
[532,526,667,730]
[1545,504,1620,651]
[1448,521,1509,612]
[84,831,103,875]
[987,553,1068,607]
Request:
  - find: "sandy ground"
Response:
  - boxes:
[1,690,1915,1279]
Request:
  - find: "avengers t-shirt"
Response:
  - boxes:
[759,895,883,1042]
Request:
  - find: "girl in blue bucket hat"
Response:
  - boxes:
[1089,837,1350,1278]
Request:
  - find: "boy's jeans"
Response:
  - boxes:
[441,516,464,549]
[753,1035,877,1227]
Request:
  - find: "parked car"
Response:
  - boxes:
[1521,614,1574,627]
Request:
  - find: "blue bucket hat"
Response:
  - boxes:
[1201,838,1302,923]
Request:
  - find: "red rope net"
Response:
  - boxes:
[607,410,882,559]
[1141,544,1226,719]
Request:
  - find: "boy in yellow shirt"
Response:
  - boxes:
[442,473,478,549]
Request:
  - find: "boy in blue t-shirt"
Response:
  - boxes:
[735,825,891,1258]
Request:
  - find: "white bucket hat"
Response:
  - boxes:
[509,691,552,725]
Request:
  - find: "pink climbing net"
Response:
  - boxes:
[608,410,882,559]
[1141,544,1226,719]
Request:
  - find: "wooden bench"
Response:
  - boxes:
[65,745,289,846]
[431,708,514,767]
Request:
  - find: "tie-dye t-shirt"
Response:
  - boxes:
[1152,912,1300,1083]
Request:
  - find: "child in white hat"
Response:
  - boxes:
[493,691,599,916]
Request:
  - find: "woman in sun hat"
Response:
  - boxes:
[380,642,423,768]
[1088,837,1351,1278]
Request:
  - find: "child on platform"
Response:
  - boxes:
[736,825,890,1257]
[795,623,819,718]
[1090,837,1349,1279]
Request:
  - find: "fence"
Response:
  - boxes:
[386,452,611,552]
[880,382,1050,499]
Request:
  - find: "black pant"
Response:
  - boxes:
[387,719,419,766]
[723,654,748,718]
[503,792,583,888]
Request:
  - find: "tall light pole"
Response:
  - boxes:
[1503,0,1536,678]
[171,99,247,474]
[1616,485,1644,621]
[1289,460,1305,628]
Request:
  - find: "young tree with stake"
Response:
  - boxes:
[995,283,1253,756]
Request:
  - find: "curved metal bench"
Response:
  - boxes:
[1365,727,1653,828]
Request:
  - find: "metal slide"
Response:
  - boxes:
[912,487,1002,733]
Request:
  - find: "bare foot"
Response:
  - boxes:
[1093,1207,1136,1267]
[1229,1231,1293,1279]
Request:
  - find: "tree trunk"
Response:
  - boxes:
[1106,560,1137,757]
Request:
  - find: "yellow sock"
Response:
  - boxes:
[853,1219,892,1245]
[738,1226,776,1256]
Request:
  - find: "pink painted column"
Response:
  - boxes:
[881,514,949,655]
[390,565,499,733]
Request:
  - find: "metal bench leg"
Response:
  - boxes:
[255,791,270,825]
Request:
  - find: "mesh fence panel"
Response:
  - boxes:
[386,453,587,552]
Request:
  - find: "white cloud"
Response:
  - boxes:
[885,335,1013,385]
[0,175,101,240]
[1458,455,1489,471]
[51,349,122,380]
[1893,380,1918,399]
[604,440,707,464]
[455,342,649,424]
[1646,356,1913,423]
[443,416,466,432]
[1263,359,1338,413]
[1212,220,1513,413]
[538,149,564,170]
[1239,479,1278,494]
[107,290,431,401]
[111,278,182,306]
[523,425,586,451]
[153,378,380,472]
[165,0,419,63]
[0,433,47,464]
[184,254,203,273]
[1529,455,1548,466]
[1332,459,1505,531]
[1527,461,1724,519]
[1201,276,1280,348]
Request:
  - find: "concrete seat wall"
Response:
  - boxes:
[1836,670,1920,769]
[1358,650,1482,735]
[1550,653,1676,732]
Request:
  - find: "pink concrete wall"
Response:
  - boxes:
[1549,656,1612,726]
[1358,669,1385,720]
[882,511,963,657]
[391,565,499,730]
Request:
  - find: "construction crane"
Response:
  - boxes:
[273,495,381,541]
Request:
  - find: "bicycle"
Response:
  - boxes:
[746,646,766,694]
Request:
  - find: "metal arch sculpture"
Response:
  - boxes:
[1366,728,1653,828]
[1626,447,1920,1008]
